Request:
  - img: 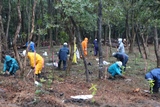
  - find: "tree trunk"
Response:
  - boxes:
[103,25,106,46]
[136,31,142,57]
[108,22,112,56]
[23,0,38,76]
[27,0,31,41]
[12,0,23,73]
[98,0,103,79]
[125,10,129,48]
[70,16,89,82]
[0,1,4,63]
[4,0,11,50]
[140,33,148,59]
[66,26,74,76]
[154,26,160,67]
[47,0,53,47]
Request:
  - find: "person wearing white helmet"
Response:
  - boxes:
[58,42,69,70]
[107,61,126,79]
[117,38,125,53]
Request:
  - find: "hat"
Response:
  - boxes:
[116,61,122,67]
[112,52,116,57]
[118,38,122,42]
[22,50,26,56]
[63,42,67,46]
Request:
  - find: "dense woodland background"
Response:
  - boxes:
[0,0,160,80]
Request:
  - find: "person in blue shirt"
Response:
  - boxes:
[117,38,125,53]
[3,55,19,75]
[108,61,126,79]
[58,42,69,70]
[112,52,129,71]
[26,41,35,52]
[145,68,160,93]
[93,39,98,56]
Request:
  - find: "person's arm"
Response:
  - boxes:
[9,59,14,73]
[115,67,126,79]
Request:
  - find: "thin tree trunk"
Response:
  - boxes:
[12,0,23,73]
[23,0,38,76]
[0,1,4,63]
[108,22,112,56]
[103,25,106,46]
[66,26,74,76]
[98,0,103,79]
[26,0,31,41]
[47,0,53,47]
[5,0,11,50]
[154,26,160,67]
[136,33,142,57]
[140,33,148,59]
[70,16,89,82]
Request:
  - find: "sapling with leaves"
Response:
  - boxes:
[89,83,97,102]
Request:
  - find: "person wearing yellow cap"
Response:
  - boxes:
[22,50,44,78]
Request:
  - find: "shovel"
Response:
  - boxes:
[27,69,33,77]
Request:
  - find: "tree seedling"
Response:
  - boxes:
[148,80,154,94]
[89,83,97,102]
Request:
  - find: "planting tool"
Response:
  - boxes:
[27,69,33,77]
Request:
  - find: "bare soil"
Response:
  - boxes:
[0,45,160,107]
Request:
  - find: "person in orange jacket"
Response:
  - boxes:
[22,50,44,78]
[81,37,88,57]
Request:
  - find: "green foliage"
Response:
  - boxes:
[40,78,46,83]
[58,31,69,44]
[148,80,155,94]
[89,83,97,95]
[89,83,97,102]
[35,89,42,95]
[47,79,52,88]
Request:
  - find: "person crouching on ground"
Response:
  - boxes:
[112,52,129,71]
[23,50,44,78]
[145,68,160,93]
[58,42,69,70]
[107,61,126,79]
[2,55,19,76]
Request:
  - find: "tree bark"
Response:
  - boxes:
[66,26,74,76]
[108,22,112,56]
[47,0,53,47]
[0,0,4,63]
[4,0,11,50]
[70,16,89,82]
[12,0,23,73]
[98,0,103,79]
[154,26,160,67]
[23,0,38,76]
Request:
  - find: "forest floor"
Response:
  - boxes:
[0,45,160,107]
